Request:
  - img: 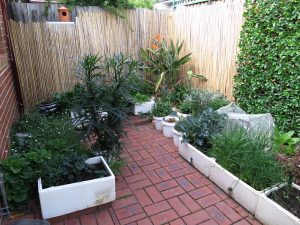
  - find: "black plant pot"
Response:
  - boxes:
[37,102,59,114]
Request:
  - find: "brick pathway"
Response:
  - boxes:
[5,117,262,225]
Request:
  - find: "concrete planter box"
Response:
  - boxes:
[38,156,116,219]
[209,163,263,214]
[133,100,155,115]
[178,139,215,177]
[173,128,183,147]
[255,183,300,225]
[162,116,178,138]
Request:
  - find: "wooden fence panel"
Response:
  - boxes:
[9,1,244,111]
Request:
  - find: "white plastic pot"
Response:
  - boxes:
[153,116,164,130]
[133,100,155,115]
[173,128,183,147]
[255,183,300,225]
[38,156,115,219]
[162,116,178,138]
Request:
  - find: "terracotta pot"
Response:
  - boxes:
[58,6,70,22]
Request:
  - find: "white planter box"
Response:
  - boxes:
[209,163,263,214]
[173,128,183,147]
[162,116,178,138]
[38,156,116,219]
[178,139,215,177]
[153,116,164,130]
[133,100,155,115]
[255,183,300,225]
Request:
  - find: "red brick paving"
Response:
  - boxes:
[4,117,262,225]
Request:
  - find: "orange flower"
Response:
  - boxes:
[152,44,159,50]
[154,34,161,42]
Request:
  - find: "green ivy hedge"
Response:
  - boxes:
[234,0,300,133]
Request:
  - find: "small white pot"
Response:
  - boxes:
[153,116,164,130]
[162,116,178,138]
[38,156,115,219]
[255,183,300,225]
[133,100,155,115]
[209,163,263,214]
[173,128,183,147]
[177,111,190,118]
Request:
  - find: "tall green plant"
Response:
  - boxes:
[140,37,206,92]
[74,53,141,161]
[234,0,300,134]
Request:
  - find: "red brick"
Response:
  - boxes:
[245,216,262,225]
[137,158,156,166]
[182,210,210,225]
[109,208,121,225]
[119,213,147,225]
[189,186,213,200]
[96,209,114,225]
[184,174,206,188]
[144,201,171,216]
[129,179,152,191]
[80,214,97,225]
[145,170,163,184]
[175,176,195,192]
[128,162,143,174]
[131,152,143,161]
[150,149,169,157]
[117,188,132,198]
[200,219,218,225]
[139,150,152,159]
[168,197,190,217]
[156,180,178,192]
[225,198,240,209]
[112,195,138,210]
[234,219,251,225]
[134,189,153,207]
[205,206,231,225]
[121,166,133,177]
[162,154,178,164]
[197,193,222,208]
[208,183,228,200]
[164,163,184,172]
[150,209,179,225]
[145,186,164,203]
[125,173,147,184]
[169,218,186,225]
[155,168,172,181]
[162,186,185,199]
[65,218,81,225]
[216,202,242,223]
[115,203,143,220]
[116,180,128,190]
[170,168,192,178]
[235,206,250,217]
[137,218,152,225]
[178,193,201,212]
[156,156,170,167]
[142,163,161,171]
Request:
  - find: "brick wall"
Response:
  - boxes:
[0,0,21,159]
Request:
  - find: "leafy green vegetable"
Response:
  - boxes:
[273,128,300,155]
[151,100,172,117]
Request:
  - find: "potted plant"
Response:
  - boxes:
[132,93,155,115]
[173,119,186,147]
[38,155,115,219]
[152,100,172,131]
[162,116,178,137]
[177,99,192,117]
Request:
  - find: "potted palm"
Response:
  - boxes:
[152,100,172,131]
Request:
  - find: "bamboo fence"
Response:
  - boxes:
[9,1,244,111]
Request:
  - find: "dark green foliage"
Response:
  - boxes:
[208,98,229,111]
[174,118,187,133]
[234,0,300,134]
[0,150,50,207]
[151,100,172,117]
[209,128,286,190]
[10,112,83,155]
[74,53,141,161]
[182,108,226,150]
[178,100,193,114]
[169,85,190,107]
[134,93,150,104]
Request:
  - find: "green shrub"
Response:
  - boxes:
[152,100,172,117]
[174,118,188,133]
[134,93,150,104]
[179,100,193,114]
[234,0,300,134]
[10,113,83,155]
[273,128,300,156]
[169,85,190,107]
[182,108,226,150]
[190,89,228,115]
[209,128,286,190]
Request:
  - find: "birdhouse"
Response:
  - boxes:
[58,6,70,22]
